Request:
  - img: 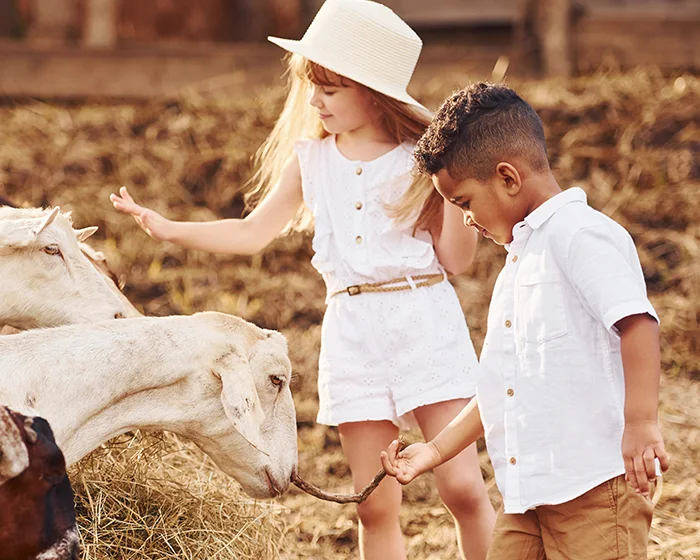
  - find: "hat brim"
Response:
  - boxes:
[268,36,428,111]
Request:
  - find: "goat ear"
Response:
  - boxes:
[216,351,266,452]
[0,207,60,248]
[74,225,98,242]
[0,408,30,485]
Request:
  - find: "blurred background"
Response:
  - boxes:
[0,1,698,559]
[1,0,699,95]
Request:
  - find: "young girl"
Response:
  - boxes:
[110,0,495,558]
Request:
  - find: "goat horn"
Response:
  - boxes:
[33,207,60,236]
[291,437,407,504]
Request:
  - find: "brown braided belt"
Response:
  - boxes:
[329,273,445,299]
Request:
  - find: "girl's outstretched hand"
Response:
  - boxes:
[110,186,172,241]
[380,440,442,485]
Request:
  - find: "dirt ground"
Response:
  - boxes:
[1,55,698,559]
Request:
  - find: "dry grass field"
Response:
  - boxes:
[0,59,698,559]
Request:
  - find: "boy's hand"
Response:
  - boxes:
[622,421,670,497]
[380,440,442,485]
[110,186,172,241]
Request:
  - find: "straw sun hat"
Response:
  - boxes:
[268,0,426,110]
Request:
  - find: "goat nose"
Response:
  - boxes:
[114,312,125,319]
[263,467,289,496]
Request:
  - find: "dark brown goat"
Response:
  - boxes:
[0,407,78,560]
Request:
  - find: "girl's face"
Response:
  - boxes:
[308,81,379,135]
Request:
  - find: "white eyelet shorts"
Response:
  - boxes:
[316,280,478,428]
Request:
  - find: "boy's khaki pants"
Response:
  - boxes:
[486,475,655,559]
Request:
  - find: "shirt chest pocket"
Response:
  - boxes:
[517,271,568,344]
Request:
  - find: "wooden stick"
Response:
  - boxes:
[291,438,407,504]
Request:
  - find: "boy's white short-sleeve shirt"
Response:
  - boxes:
[478,187,658,514]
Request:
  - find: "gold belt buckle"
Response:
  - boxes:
[347,285,361,296]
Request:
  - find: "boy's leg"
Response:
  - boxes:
[338,420,406,560]
[538,475,655,559]
[414,399,496,560]
[486,506,545,560]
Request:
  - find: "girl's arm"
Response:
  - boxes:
[110,156,303,255]
[431,200,478,275]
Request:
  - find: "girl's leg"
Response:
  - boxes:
[414,399,496,560]
[339,420,406,560]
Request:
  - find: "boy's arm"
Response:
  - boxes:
[557,225,670,495]
[381,397,484,484]
[617,313,670,496]
[431,200,479,275]
[111,155,303,255]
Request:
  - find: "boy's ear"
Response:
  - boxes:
[495,162,522,196]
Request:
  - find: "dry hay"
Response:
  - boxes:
[0,64,698,558]
[72,432,283,559]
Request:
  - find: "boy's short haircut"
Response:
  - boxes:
[415,82,550,181]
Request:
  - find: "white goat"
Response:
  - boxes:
[0,206,140,329]
[0,312,298,498]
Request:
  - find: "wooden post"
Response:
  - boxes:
[270,0,303,38]
[83,0,118,48]
[0,0,18,37]
[25,0,78,44]
[538,0,573,77]
[531,0,573,78]
[232,0,270,40]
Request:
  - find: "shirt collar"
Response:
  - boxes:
[524,187,587,230]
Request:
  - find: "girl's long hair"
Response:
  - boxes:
[245,53,443,234]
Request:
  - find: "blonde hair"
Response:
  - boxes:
[245,54,443,233]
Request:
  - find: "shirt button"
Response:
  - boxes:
[355,235,363,244]
[509,457,517,465]
[507,388,514,397]
[355,201,363,210]
[512,255,518,263]
[505,320,512,328]
[356,167,363,175]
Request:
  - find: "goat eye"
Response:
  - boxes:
[43,245,62,256]
[270,375,285,388]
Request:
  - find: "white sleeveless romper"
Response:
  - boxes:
[295,135,478,427]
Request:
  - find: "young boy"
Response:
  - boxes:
[381,82,670,558]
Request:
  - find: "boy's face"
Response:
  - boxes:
[433,168,526,246]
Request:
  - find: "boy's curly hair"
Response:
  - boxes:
[414,82,549,181]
